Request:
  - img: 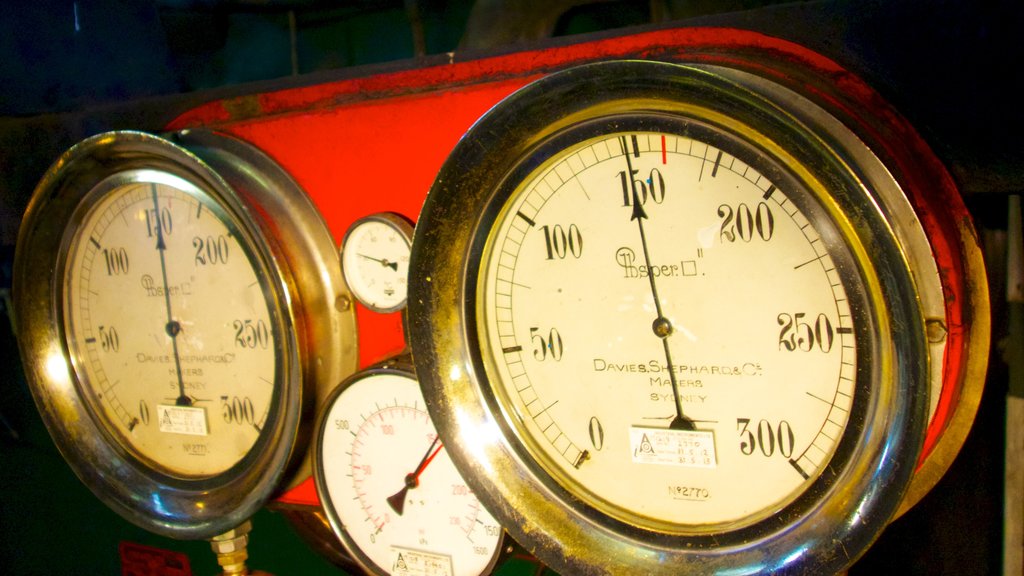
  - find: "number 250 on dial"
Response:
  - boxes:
[479,127,856,531]
[409,61,927,575]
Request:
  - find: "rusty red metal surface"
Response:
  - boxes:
[120,541,192,576]
[166,26,971,507]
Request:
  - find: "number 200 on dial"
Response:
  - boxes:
[409,61,928,574]
[13,131,356,539]
[63,174,279,478]
[480,128,856,530]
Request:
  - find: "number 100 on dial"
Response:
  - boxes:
[411,61,927,575]
[479,129,858,531]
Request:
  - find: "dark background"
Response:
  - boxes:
[1,0,1021,573]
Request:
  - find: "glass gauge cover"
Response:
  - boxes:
[341,213,414,313]
[62,171,280,478]
[314,363,504,576]
[14,130,357,538]
[408,61,930,574]
[479,126,859,531]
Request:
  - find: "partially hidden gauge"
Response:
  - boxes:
[13,130,358,539]
[407,60,989,574]
[313,354,506,576]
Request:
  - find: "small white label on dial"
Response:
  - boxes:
[629,427,717,468]
[390,546,453,576]
[157,405,208,436]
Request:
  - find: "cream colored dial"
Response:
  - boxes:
[341,214,413,313]
[64,172,279,478]
[409,59,931,575]
[480,130,857,531]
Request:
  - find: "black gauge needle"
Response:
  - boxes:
[387,436,443,515]
[150,185,191,407]
[621,137,694,431]
[358,253,399,271]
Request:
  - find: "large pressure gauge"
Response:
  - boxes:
[14,130,357,538]
[407,60,968,573]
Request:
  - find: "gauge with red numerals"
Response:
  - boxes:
[313,356,505,576]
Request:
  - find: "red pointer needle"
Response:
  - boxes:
[387,436,443,515]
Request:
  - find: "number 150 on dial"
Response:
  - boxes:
[479,128,859,532]
[64,174,281,479]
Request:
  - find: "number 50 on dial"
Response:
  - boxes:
[408,61,934,574]
[15,130,356,538]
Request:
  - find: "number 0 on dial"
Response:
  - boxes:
[63,173,279,478]
[15,130,356,539]
[408,61,929,574]
[480,128,857,531]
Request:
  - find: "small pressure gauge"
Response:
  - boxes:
[312,355,506,576]
[341,213,413,313]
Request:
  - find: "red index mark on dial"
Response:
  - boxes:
[661,134,667,164]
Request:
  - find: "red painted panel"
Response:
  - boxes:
[120,541,192,576]
[167,26,973,509]
[227,80,530,371]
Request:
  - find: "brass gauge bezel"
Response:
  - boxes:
[408,60,930,573]
[13,130,358,539]
[701,65,990,516]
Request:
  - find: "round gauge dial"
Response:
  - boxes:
[480,127,858,530]
[63,172,279,477]
[341,213,413,313]
[14,130,357,538]
[314,362,504,576]
[408,61,929,573]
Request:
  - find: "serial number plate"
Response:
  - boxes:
[157,405,208,436]
[629,426,717,468]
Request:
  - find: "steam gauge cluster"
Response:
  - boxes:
[12,26,990,575]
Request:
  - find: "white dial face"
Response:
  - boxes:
[342,216,412,312]
[479,130,859,532]
[319,372,503,576]
[63,172,279,478]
